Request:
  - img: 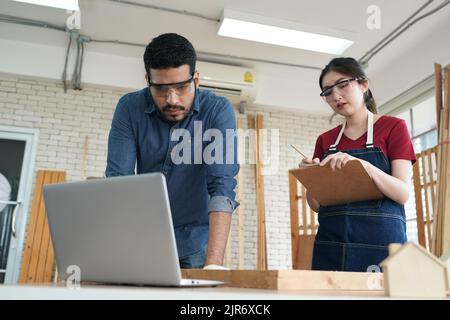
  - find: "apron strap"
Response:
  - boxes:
[328,123,345,151]
[328,111,374,152]
[365,111,374,148]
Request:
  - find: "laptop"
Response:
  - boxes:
[43,173,223,287]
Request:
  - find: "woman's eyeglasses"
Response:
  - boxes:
[320,78,359,99]
[148,74,195,98]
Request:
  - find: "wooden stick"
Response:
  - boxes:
[435,63,443,132]
[289,172,299,269]
[412,158,426,248]
[255,114,267,270]
[426,149,437,251]
[237,117,244,269]
[420,152,432,250]
[432,63,444,255]
[441,66,450,253]
[301,185,308,235]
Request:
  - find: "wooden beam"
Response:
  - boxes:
[420,152,433,250]
[182,269,383,292]
[254,114,267,270]
[301,185,308,234]
[288,172,299,269]
[413,159,426,248]
[19,170,66,283]
[441,66,450,253]
[236,117,245,269]
[435,63,443,132]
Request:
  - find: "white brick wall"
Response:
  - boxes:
[0,75,336,270]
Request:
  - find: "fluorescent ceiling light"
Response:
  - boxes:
[218,9,354,55]
[13,0,79,11]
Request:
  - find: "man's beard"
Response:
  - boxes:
[159,104,188,123]
[162,104,185,112]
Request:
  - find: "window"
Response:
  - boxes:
[394,95,437,153]
[385,84,439,244]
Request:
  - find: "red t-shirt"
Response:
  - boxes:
[313,115,416,164]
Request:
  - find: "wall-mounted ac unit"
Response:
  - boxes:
[197,61,256,105]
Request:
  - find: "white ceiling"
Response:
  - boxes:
[1,0,449,115]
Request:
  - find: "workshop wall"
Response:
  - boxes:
[0,75,338,269]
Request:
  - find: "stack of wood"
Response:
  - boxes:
[432,64,450,257]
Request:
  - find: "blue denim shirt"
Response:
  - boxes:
[106,88,239,258]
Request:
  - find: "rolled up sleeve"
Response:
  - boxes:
[208,195,239,213]
[206,100,240,213]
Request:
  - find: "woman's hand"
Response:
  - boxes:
[299,157,320,168]
[320,152,371,174]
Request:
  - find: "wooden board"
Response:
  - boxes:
[288,173,299,269]
[19,170,66,284]
[182,269,383,292]
[289,171,318,270]
[412,147,438,250]
[248,114,267,270]
[290,160,383,206]
[296,234,316,270]
[237,117,244,269]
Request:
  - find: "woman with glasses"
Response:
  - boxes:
[299,57,416,272]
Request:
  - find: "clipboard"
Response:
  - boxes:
[290,160,384,206]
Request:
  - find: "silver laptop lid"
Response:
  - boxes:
[43,173,183,286]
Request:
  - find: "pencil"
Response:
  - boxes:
[290,144,308,159]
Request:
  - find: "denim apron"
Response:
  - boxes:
[312,111,407,272]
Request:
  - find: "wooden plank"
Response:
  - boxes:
[421,152,433,250]
[300,185,307,234]
[28,171,55,282]
[236,117,244,269]
[434,66,450,256]
[181,269,384,292]
[295,234,315,270]
[435,63,443,131]
[412,160,426,248]
[432,64,445,256]
[26,172,51,282]
[309,190,316,233]
[35,205,51,283]
[427,149,436,209]
[35,171,63,282]
[442,66,450,253]
[43,171,65,282]
[19,170,65,283]
[255,114,267,270]
[426,149,437,250]
[432,128,443,255]
[288,173,299,269]
[18,171,44,283]
[433,68,449,255]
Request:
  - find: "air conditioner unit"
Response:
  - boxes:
[197,61,256,105]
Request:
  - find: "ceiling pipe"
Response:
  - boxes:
[0,14,322,70]
[359,0,450,67]
[105,0,220,23]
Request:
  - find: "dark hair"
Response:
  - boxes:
[143,33,196,77]
[319,57,377,114]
